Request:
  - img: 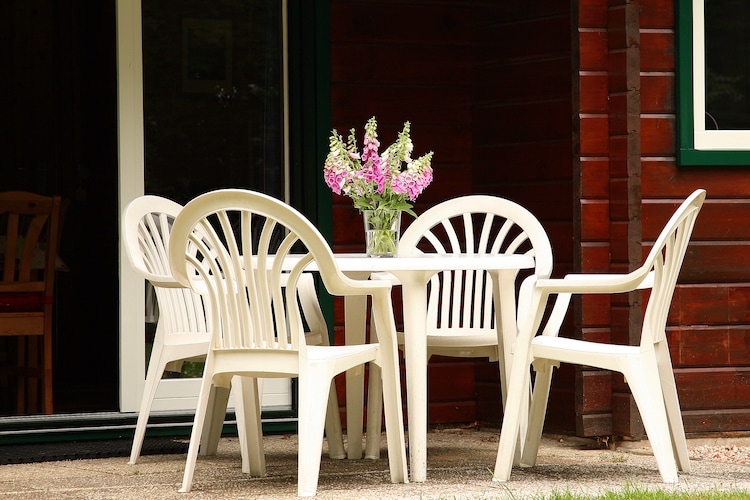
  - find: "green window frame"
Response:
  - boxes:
[677,1,750,166]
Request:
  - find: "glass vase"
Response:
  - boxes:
[362,209,402,257]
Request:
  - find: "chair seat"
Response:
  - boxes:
[532,335,640,357]
[162,332,212,347]
[211,344,379,367]
[0,313,45,335]
[0,292,45,312]
[307,343,378,362]
[411,329,499,348]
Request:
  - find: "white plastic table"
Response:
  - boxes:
[322,252,535,483]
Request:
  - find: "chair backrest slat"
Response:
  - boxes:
[640,191,705,347]
[123,196,211,339]
[399,195,553,333]
[169,189,357,359]
[0,192,61,295]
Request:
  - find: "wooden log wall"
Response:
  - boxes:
[640,0,750,437]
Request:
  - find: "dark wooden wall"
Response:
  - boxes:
[329,0,576,430]
[330,0,750,440]
[329,0,478,426]
[639,0,750,437]
[470,2,576,428]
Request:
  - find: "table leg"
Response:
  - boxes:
[492,270,527,464]
[492,270,518,406]
[344,293,367,459]
[399,277,428,483]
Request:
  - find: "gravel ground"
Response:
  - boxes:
[690,443,750,464]
[1,429,749,499]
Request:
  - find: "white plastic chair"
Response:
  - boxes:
[168,189,408,496]
[366,195,553,458]
[494,189,706,484]
[122,195,345,469]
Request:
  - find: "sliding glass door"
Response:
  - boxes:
[118,0,292,414]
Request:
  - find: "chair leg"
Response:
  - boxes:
[364,362,383,459]
[234,376,266,476]
[296,368,332,497]
[370,297,408,484]
[129,347,170,465]
[198,385,231,457]
[521,360,555,467]
[625,360,679,484]
[325,379,346,459]
[655,343,691,473]
[364,314,383,459]
[42,331,53,414]
[16,337,27,414]
[376,355,408,484]
[342,293,370,460]
[180,370,226,493]
[9,328,54,415]
[344,363,365,459]
[493,341,532,482]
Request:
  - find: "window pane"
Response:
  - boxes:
[704,0,750,130]
[142,1,284,204]
[141,1,284,381]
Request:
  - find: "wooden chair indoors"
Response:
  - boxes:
[0,191,63,415]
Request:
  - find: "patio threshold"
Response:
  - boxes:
[0,410,297,445]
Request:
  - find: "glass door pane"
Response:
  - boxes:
[143,1,284,202]
[140,0,289,411]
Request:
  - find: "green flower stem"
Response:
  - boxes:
[363,209,401,257]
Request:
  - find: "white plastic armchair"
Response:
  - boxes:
[122,195,345,469]
[122,195,218,465]
[168,189,408,497]
[366,194,553,457]
[494,189,706,484]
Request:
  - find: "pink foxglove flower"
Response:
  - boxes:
[323,116,434,217]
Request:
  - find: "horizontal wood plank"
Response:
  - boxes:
[641,74,675,113]
[577,370,612,413]
[676,368,750,410]
[640,31,675,72]
[640,0,675,29]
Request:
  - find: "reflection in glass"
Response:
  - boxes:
[704,0,750,130]
[142,1,283,204]
[141,1,284,380]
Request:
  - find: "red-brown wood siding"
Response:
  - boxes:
[470,2,575,427]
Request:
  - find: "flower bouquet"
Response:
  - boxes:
[323,116,434,256]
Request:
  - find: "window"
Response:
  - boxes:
[677,0,750,165]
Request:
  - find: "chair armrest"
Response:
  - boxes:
[147,276,185,288]
[523,270,654,339]
[369,271,401,285]
[535,269,653,295]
